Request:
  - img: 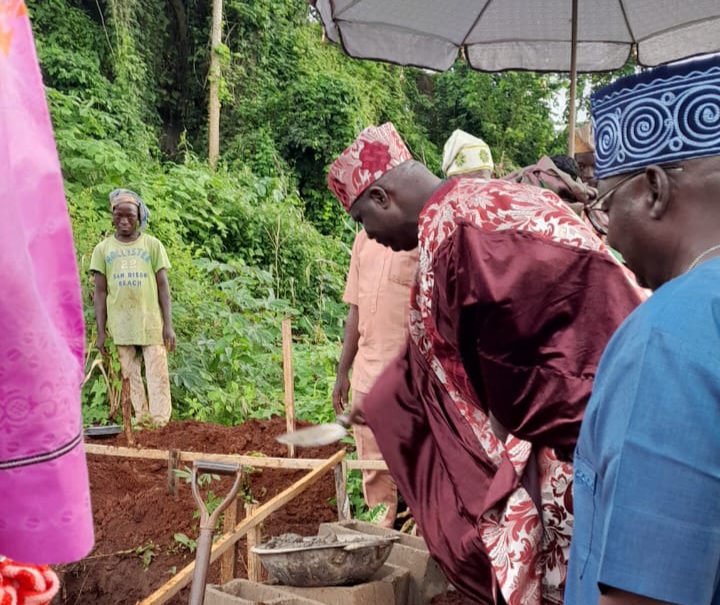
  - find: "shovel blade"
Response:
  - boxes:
[276,423,348,447]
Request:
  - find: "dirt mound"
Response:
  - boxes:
[52,417,470,605]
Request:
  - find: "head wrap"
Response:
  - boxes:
[109,188,151,231]
[573,123,595,154]
[327,123,413,211]
[592,55,720,179]
[502,155,597,207]
[441,130,494,176]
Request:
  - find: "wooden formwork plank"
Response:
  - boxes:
[85,443,388,471]
[135,449,346,605]
[219,494,241,584]
[244,502,262,582]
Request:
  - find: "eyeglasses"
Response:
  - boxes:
[584,165,683,236]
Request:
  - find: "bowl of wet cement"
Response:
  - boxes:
[251,532,395,587]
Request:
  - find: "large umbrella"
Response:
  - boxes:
[310,0,720,154]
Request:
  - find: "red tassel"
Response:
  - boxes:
[0,560,59,605]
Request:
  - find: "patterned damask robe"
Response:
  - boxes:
[364,178,644,605]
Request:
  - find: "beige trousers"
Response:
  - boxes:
[352,390,397,528]
[117,344,172,425]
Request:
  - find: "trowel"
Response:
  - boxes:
[276,414,351,447]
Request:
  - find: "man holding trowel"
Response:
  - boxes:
[332,228,418,528]
[326,122,644,605]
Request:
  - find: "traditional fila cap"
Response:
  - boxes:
[327,122,412,211]
[441,129,493,177]
[592,54,720,179]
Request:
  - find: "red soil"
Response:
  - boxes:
[51,418,472,605]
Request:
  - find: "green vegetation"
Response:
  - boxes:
[30,0,574,428]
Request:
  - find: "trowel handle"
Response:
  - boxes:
[336,413,351,428]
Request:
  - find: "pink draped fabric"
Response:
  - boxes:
[0,1,94,563]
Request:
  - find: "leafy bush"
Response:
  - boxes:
[30,0,579,429]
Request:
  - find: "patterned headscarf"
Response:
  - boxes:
[327,123,413,211]
[442,130,494,177]
[502,155,597,208]
[109,188,151,231]
[592,54,720,179]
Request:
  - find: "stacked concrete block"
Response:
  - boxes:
[206,564,409,605]
[318,521,448,605]
[204,578,323,605]
[206,520,448,605]
[274,563,409,605]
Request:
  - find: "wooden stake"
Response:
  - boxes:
[334,460,351,521]
[244,502,262,582]
[136,450,345,605]
[207,0,223,169]
[167,449,180,496]
[281,318,296,458]
[220,493,241,584]
[120,377,135,446]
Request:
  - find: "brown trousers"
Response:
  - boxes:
[117,344,172,425]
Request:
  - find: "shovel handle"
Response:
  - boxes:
[336,413,350,428]
[191,460,243,529]
[193,460,240,475]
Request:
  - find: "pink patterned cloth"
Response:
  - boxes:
[327,122,412,210]
[0,1,94,563]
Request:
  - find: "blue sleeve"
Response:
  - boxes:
[596,328,720,605]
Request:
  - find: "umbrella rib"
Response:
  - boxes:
[332,0,363,20]
[461,0,494,46]
[634,14,720,44]
[617,0,637,44]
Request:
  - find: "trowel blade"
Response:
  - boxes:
[276,423,348,447]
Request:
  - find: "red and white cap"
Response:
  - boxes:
[327,122,412,211]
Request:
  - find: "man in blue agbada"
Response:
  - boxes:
[566,55,720,605]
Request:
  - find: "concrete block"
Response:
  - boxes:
[272,565,401,605]
[370,563,410,605]
[318,521,448,605]
[204,579,324,605]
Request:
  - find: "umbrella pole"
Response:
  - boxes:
[567,0,578,157]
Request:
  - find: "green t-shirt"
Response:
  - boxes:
[90,233,171,346]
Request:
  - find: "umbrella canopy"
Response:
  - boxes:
[311,0,720,73]
[310,0,720,154]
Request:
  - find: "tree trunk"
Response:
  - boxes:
[208,0,223,170]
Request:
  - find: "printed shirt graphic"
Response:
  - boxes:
[90,233,171,345]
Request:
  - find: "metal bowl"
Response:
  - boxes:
[251,533,395,587]
[84,425,122,439]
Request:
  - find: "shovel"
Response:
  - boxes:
[188,460,242,605]
[276,413,351,447]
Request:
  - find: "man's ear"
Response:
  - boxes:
[644,165,672,220]
[366,185,390,209]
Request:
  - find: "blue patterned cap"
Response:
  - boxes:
[592,55,720,179]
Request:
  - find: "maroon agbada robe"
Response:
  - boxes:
[364,179,644,605]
